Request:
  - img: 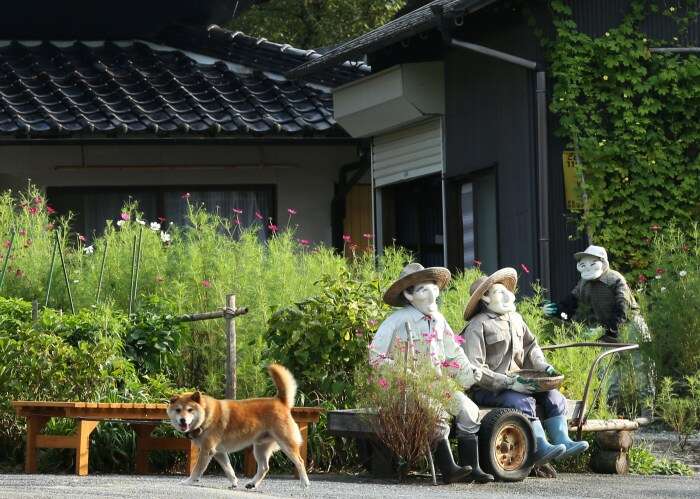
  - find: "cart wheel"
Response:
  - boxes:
[478,408,534,482]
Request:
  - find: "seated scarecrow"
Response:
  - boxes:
[460,268,589,468]
[369,263,493,484]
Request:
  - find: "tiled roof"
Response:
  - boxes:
[0,29,368,138]
[287,0,497,79]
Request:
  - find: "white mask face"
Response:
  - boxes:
[577,256,604,281]
[482,283,516,315]
[403,281,439,316]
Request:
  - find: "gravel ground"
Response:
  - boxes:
[1,473,699,499]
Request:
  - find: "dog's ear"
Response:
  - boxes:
[192,391,201,403]
[169,394,179,404]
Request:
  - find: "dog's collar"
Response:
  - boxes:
[184,427,202,439]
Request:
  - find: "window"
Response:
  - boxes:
[47,185,275,240]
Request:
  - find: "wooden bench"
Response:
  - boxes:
[12,401,323,476]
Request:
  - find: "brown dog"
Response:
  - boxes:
[167,364,309,489]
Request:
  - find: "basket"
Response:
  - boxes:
[510,369,564,392]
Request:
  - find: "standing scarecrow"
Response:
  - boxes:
[461,268,589,468]
[369,263,494,484]
[543,245,655,417]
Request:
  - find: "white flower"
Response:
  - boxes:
[72,279,79,284]
[84,245,94,255]
[661,287,667,292]
[117,220,125,227]
[655,275,661,280]
[136,219,146,225]
[149,222,161,231]
[560,312,568,320]
[160,231,171,243]
[679,270,688,277]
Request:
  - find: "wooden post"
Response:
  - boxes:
[75,420,99,476]
[225,294,236,400]
[25,415,49,473]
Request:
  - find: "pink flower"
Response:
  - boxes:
[520,263,530,274]
[298,239,310,246]
[157,216,166,223]
[268,223,278,234]
[27,206,38,215]
[441,360,461,369]
[638,274,647,283]
[234,218,241,225]
[33,196,43,205]
[377,378,389,390]
[255,211,263,220]
[473,259,482,267]
[181,192,191,200]
[342,234,352,242]
[287,208,297,215]
[655,268,665,275]
[423,330,438,342]
[368,319,378,326]
[201,279,212,288]
[46,205,56,215]
[453,335,465,345]
[78,234,86,242]
[232,208,243,214]
[120,212,130,221]
[363,233,373,240]
[19,229,26,237]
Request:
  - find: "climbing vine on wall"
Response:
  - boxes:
[547,0,700,272]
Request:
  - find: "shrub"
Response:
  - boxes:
[642,224,700,381]
[655,375,700,450]
[629,445,694,476]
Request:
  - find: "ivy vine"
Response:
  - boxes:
[547,0,700,273]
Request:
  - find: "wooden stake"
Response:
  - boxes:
[95,238,108,306]
[128,234,137,315]
[44,235,57,307]
[55,229,75,314]
[225,294,237,400]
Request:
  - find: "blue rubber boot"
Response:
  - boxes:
[543,416,590,459]
[531,419,566,466]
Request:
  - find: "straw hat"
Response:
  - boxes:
[383,263,451,307]
[463,267,518,320]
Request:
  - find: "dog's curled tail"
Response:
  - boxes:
[268,364,297,408]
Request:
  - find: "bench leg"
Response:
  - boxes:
[75,420,98,476]
[243,447,256,477]
[134,424,158,474]
[296,423,309,478]
[25,416,50,473]
[186,440,199,475]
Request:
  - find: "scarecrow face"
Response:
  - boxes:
[577,255,604,281]
[482,283,516,315]
[403,281,439,315]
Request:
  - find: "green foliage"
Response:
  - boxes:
[655,375,700,450]
[126,298,183,375]
[629,445,694,476]
[265,268,390,408]
[547,0,700,272]
[227,0,406,48]
[642,224,700,380]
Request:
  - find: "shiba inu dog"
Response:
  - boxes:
[167,364,309,489]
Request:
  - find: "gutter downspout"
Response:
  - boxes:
[447,38,551,295]
[331,156,370,252]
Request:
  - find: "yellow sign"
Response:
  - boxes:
[562,151,584,211]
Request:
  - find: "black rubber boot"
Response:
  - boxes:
[433,438,472,484]
[457,433,495,483]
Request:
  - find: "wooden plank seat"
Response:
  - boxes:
[12,401,323,477]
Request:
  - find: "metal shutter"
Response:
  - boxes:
[371,118,443,187]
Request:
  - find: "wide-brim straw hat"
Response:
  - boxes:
[383,263,451,307]
[463,267,518,320]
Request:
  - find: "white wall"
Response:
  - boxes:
[0,142,360,245]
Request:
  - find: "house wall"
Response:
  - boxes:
[0,142,360,245]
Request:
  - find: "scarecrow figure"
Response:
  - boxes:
[369,263,494,484]
[461,268,589,468]
[543,245,655,417]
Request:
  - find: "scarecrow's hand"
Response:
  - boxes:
[542,301,559,317]
[508,375,538,394]
[545,365,561,377]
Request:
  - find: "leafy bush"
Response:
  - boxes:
[655,375,700,450]
[642,224,700,381]
[629,445,694,476]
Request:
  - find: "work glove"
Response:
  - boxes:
[544,365,561,377]
[507,375,539,394]
[542,300,559,317]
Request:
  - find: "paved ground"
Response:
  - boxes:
[0,473,699,499]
